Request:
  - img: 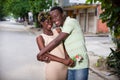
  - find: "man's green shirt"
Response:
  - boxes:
[62,17,89,69]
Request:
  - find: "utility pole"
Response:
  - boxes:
[52,0,55,7]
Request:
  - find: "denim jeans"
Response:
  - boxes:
[67,68,89,80]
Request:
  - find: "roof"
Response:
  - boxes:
[63,4,97,10]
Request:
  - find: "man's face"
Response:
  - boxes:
[50,10,63,27]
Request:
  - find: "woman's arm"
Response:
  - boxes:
[36,35,74,67]
[36,35,50,62]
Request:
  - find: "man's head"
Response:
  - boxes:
[50,6,64,27]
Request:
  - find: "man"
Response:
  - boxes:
[37,6,89,80]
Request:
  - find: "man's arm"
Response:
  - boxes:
[38,32,69,56]
[36,35,74,67]
[43,53,74,67]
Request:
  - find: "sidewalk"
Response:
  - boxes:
[25,26,119,80]
[88,52,119,80]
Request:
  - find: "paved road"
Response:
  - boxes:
[0,21,45,80]
[85,36,114,57]
[0,21,107,80]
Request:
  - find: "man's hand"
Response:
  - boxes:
[64,58,75,67]
[37,53,51,63]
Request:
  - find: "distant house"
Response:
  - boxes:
[56,0,109,34]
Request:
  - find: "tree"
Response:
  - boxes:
[86,0,120,76]
[29,0,52,27]
[3,0,52,27]
[0,0,8,20]
[3,0,31,20]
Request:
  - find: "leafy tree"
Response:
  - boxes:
[0,0,8,20]
[3,0,52,27]
[29,0,52,27]
[3,0,31,20]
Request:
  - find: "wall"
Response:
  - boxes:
[97,5,109,33]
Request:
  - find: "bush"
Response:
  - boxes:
[106,48,120,77]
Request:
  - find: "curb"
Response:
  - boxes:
[89,67,119,80]
[25,27,42,35]
[84,33,109,37]
[88,53,119,80]
[89,68,108,80]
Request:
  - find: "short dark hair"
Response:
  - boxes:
[50,6,63,14]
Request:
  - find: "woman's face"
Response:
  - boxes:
[41,19,53,30]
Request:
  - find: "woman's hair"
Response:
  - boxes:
[50,6,63,14]
[38,12,51,23]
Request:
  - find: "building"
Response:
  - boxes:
[56,0,109,34]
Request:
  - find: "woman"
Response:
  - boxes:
[36,12,74,80]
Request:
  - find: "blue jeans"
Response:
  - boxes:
[67,68,89,80]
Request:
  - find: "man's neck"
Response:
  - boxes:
[61,16,66,27]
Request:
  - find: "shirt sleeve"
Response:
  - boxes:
[62,17,74,34]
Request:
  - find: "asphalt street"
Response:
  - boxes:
[0,21,45,80]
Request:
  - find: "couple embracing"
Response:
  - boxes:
[36,6,89,80]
